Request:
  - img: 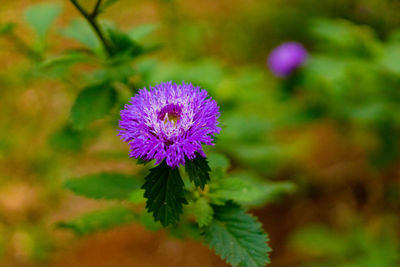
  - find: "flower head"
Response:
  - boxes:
[267,42,308,77]
[118,81,220,167]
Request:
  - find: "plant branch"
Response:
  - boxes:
[69,0,112,56]
[91,0,103,18]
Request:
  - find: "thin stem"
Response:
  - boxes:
[69,0,112,57]
[91,0,103,18]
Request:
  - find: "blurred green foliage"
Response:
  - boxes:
[291,220,400,267]
[0,0,399,266]
[57,207,137,236]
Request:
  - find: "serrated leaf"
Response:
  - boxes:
[204,202,271,267]
[185,154,211,189]
[64,173,140,200]
[57,207,136,236]
[24,3,61,39]
[70,83,116,129]
[142,161,187,226]
[193,198,213,227]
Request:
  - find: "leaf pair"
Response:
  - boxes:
[59,172,151,235]
[141,157,272,267]
[60,161,272,267]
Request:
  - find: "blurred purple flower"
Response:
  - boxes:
[118,81,220,167]
[267,42,308,77]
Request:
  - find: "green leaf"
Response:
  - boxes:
[290,225,347,256]
[204,202,271,267]
[49,124,88,152]
[382,44,400,74]
[57,207,136,236]
[64,173,141,200]
[98,0,120,13]
[127,189,145,203]
[0,22,16,35]
[24,3,61,39]
[310,19,379,57]
[210,174,295,206]
[107,28,143,58]
[142,161,187,226]
[389,29,400,43]
[60,19,100,50]
[311,19,355,46]
[185,154,211,189]
[41,52,90,69]
[127,23,159,41]
[192,198,213,227]
[136,158,150,165]
[70,83,117,129]
[290,223,400,267]
[207,153,230,171]
[208,153,230,180]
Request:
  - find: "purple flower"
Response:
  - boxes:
[267,42,308,77]
[118,81,220,167]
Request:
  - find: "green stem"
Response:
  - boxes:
[91,0,103,18]
[69,0,112,56]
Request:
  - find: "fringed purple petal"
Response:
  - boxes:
[118,81,220,168]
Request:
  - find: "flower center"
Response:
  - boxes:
[158,103,182,124]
